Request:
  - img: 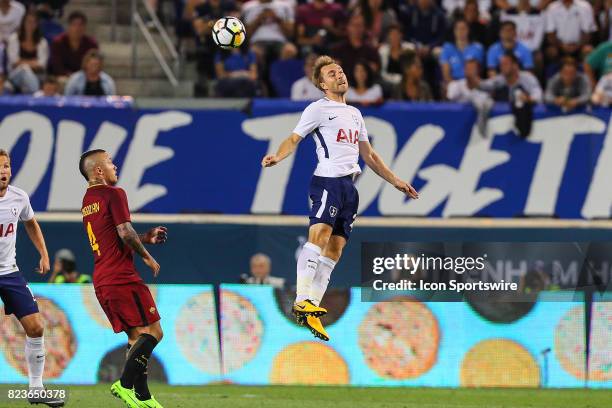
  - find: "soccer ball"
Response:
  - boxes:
[212,17,246,49]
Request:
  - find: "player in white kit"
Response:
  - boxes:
[0,149,64,407]
[261,56,419,340]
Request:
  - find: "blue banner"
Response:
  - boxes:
[2,99,612,218]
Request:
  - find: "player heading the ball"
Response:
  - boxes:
[261,56,419,341]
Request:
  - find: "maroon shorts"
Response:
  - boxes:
[94,282,161,333]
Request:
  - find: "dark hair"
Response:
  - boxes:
[68,10,87,24]
[18,12,42,44]
[452,18,470,42]
[61,259,76,273]
[500,20,517,31]
[502,51,520,65]
[561,56,577,69]
[354,60,374,88]
[358,0,384,29]
[79,149,106,181]
[43,75,58,85]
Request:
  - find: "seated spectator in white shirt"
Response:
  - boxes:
[242,0,294,62]
[378,24,415,87]
[447,59,494,135]
[591,72,612,106]
[7,12,49,94]
[346,60,383,105]
[240,253,285,289]
[545,0,596,61]
[500,0,545,52]
[0,0,25,44]
[544,57,591,111]
[291,53,324,100]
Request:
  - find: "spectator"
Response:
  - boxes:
[585,41,612,87]
[463,0,489,45]
[330,13,380,84]
[64,49,116,96]
[50,11,98,79]
[393,56,433,101]
[291,53,324,100]
[591,72,612,106]
[295,0,345,55]
[500,0,545,52]
[36,5,63,45]
[192,0,239,79]
[346,60,384,104]
[480,52,542,137]
[379,24,415,86]
[443,0,491,21]
[399,0,448,97]
[0,0,25,44]
[486,21,534,77]
[447,59,493,135]
[48,249,91,284]
[545,0,595,60]
[242,0,294,63]
[239,253,285,289]
[33,75,59,97]
[354,0,398,46]
[440,18,484,85]
[269,42,304,97]
[214,47,258,97]
[544,57,591,111]
[7,12,48,94]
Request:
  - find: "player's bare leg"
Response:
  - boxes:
[293,223,332,324]
[115,321,164,408]
[302,235,347,341]
[20,314,65,407]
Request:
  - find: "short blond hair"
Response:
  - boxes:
[311,55,337,91]
[0,149,10,161]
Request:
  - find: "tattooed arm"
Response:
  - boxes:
[116,222,160,276]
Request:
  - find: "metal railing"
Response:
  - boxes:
[110,0,181,87]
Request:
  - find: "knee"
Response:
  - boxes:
[25,321,44,338]
[323,246,343,261]
[153,327,163,342]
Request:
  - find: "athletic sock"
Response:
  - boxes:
[125,344,152,400]
[295,242,321,303]
[120,334,158,390]
[310,256,336,306]
[25,336,45,388]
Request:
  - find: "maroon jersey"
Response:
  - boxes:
[81,185,142,287]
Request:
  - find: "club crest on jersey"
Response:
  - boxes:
[11,208,17,217]
[329,206,338,217]
[352,114,360,126]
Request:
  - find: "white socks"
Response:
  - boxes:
[310,256,336,306]
[295,242,321,303]
[25,336,45,388]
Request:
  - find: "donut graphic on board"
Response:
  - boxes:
[270,341,349,385]
[358,296,440,379]
[0,296,76,378]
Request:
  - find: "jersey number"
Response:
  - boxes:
[87,222,101,256]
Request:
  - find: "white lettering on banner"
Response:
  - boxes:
[355,117,397,213]
[582,115,612,218]
[118,111,192,210]
[525,115,605,216]
[378,124,445,215]
[47,121,128,210]
[245,114,302,214]
[0,111,53,195]
[442,115,512,216]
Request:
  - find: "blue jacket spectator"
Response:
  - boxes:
[440,19,484,82]
[486,20,533,77]
[214,47,258,97]
[399,0,447,47]
[64,49,115,96]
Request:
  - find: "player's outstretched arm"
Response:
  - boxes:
[359,140,419,199]
[24,218,50,274]
[261,133,302,167]
[116,222,161,277]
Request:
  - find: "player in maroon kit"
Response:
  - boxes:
[79,149,167,408]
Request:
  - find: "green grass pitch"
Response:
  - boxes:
[4,384,611,408]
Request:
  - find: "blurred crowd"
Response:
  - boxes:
[174,0,612,109]
[0,0,115,97]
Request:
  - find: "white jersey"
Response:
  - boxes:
[293,98,369,178]
[0,185,34,276]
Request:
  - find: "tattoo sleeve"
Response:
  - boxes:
[116,222,149,258]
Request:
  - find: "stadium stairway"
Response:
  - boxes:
[64,0,196,97]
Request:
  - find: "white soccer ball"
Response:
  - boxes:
[212,17,246,49]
